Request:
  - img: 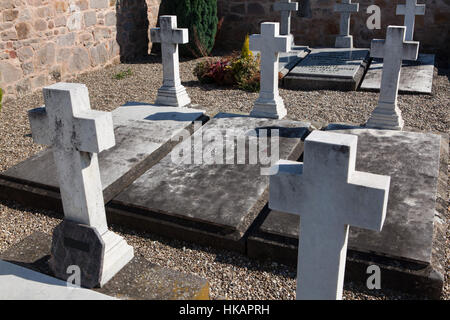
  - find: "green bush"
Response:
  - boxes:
[160,0,218,57]
[193,36,261,92]
[0,88,3,113]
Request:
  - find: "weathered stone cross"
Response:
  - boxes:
[250,22,291,119]
[151,15,191,107]
[28,83,134,288]
[273,0,299,42]
[366,26,419,130]
[269,130,390,300]
[396,0,426,41]
[334,0,359,48]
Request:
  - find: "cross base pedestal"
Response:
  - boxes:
[250,96,287,119]
[49,221,134,289]
[155,85,191,107]
[366,102,404,130]
[335,35,353,49]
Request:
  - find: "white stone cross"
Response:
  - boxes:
[334,0,359,48]
[396,0,425,41]
[273,0,299,42]
[269,130,390,300]
[250,22,291,119]
[28,83,134,287]
[151,15,191,107]
[366,26,419,130]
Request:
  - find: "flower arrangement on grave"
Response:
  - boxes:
[193,35,261,92]
[160,0,218,57]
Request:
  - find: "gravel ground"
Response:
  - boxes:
[0,55,448,300]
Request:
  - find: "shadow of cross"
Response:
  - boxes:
[366,26,419,130]
[396,0,426,41]
[150,15,191,107]
[269,130,391,300]
[28,83,115,234]
[250,22,291,119]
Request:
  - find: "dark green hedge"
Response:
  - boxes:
[160,0,218,57]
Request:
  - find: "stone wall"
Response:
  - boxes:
[216,0,450,57]
[0,0,155,101]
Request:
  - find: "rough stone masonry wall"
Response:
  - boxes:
[216,0,450,57]
[0,0,154,102]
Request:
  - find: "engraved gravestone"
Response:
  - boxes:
[366,26,419,130]
[151,15,191,107]
[269,131,390,300]
[28,83,134,288]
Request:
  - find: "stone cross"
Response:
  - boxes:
[151,15,191,107]
[366,26,419,130]
[273,0,299,43]
[396,0,425,41]
[269,130,390,300]
[249,22,291,119]
[334,0,359,48]
[28,83,134,288]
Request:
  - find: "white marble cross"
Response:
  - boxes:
[366,26,419,130]
[396,0,425,41]
[151,15,191,107]
[273,0,299,41]
[28,83,134,286]
[269,130,390,300]
[250,22,291,119]
[334,0,359,48]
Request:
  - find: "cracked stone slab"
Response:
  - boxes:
[247,128,447,298]
[108,113,310,252]
[0,102,206,212]
[360,53,434,94]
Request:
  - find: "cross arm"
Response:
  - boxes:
[28,106,51,146]
[402,41,419,61]
[269,160,304,215]
[370,39,385,58]
[346,171,390,231]
[415,4,426,15]
[335,3,359,13]
[172,28,189,44]
[73,110,115,153]
[276,35,292,53]
[274,2,298,12]
[150,28,161,43]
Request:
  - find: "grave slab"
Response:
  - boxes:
[283,48,370,91]
[360,53,435,94]
[248,128,447,299]
[108,114,310,253]
[0,232,210,300]
[0,102,206,213]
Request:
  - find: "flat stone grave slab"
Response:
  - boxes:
[283,48,370,91]
[247,128,448,299]
[0,102,206,213]
[108,114,310,253]
[360,53,435,94]
[0,232,210,300]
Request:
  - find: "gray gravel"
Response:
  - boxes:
[0,55,448,300]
